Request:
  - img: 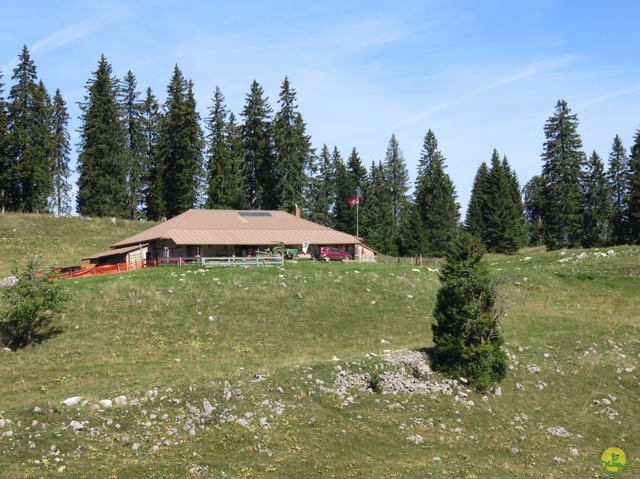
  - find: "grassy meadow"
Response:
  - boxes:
[0,214,639,478]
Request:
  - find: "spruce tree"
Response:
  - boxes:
[122,71,147,220]
[384,134,410,250]
[540,100,585,250]
[307,144,336,227]
[607,134,630,245]
[332,147,352,233]
[482,150,522,254]
[582,151,612,247]
[465,162,489,240]
[205,86,245,209]
[397,200,428,256]
[271,77,313,212]
[76,55,127,217]
[0,72,8,212]
[141,87,162,220]
[431,233,507,390]
[50,89,71,216]
[627,130,640,244]
[502,156,528,247]
[157,68,203,218]
[414,129,460,257]
[523,175,545,246]
[240,80,272,209]
[362,161,394,253]
[7,46,54,213]
[225,112,246,209]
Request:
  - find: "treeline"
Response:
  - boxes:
[1,46,639,255]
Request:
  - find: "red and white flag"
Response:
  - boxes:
[348,197,360,208]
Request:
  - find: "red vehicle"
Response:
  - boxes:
[315,246,351,261]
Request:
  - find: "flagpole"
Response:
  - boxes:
[356,186,360,238]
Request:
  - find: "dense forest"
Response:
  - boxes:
[1,46,639,255]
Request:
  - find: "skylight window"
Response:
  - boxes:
[238,211,272,217]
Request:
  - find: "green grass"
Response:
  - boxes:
[0,215,639,478]
[0,213,154,277]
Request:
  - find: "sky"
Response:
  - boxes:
[2,0,640,214]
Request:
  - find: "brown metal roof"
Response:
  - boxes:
[111,209,361,248]
[82,243,149,261]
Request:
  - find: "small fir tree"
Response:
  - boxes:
[431,233,507,390]
[0,255,66,351]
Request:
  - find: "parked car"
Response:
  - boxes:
[315,246,351,261]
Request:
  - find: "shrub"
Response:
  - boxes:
[0,255,66,350]
[430,233,507,390]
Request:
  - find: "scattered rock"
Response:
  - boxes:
[69,420,84,432]
[61,396,84,407]
[547,426,571,438]
[114,395,128,406]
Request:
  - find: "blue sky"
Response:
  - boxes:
[2,0,639,213]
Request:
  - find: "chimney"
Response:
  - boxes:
[295,204,300,218]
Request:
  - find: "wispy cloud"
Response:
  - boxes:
[578,85,640,110]
[2,4,132,74]
[404,56,575,125]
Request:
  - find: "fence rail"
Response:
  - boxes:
[145,252,284,268]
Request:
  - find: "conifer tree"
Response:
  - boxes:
[50,89,71,216]
[7,46,54,213]
[582,151,611,247]
[122,71,147,220]
[335,147,368,235]
[332,147,367,236]
[157,68,203,218]
[465,162,489,240]
[0,72,8,212]
[607,134,630,244]
[502,156,528,247]
[397,201,428,256]
[225,112,246,209]
[482,150,522,254]
[362,161,394,253]
[141,87,162,220]
[414,129,460,257]
[628,130,640,244]
[540,100,585,249]
[76,55,127,217]
[431,233,507,390]
[205,86,245,209]
[307,144,335,226]
[523,175,545,246]
[384,134,410,249]
[271,77,313,212]
[241,80,272,209]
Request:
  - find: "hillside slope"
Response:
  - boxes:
[0,214,155,276]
